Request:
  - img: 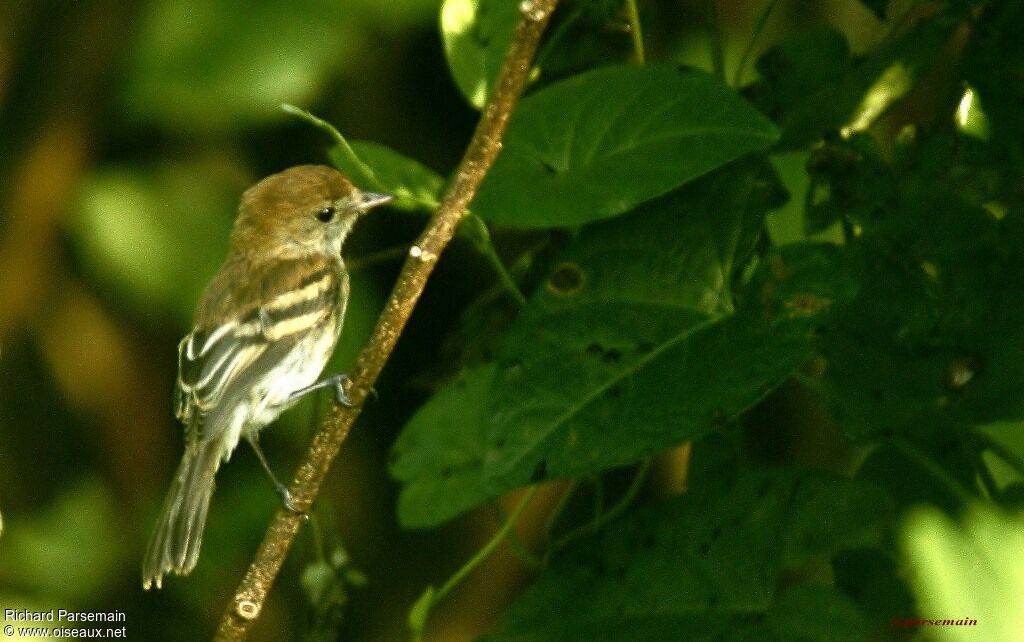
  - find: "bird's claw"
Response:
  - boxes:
[334,375,353,407]
[276,485,302,514]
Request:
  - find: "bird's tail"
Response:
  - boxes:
[142,438,223,589]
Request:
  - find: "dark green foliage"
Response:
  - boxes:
[385,0,1024,638]
[961,0,1024,165]
[392,163,861,528]
[750,14,959,149]
[482,462,891,641]
[809,129,1024,439]
[10,0,1021,639]
[534,0,634,82]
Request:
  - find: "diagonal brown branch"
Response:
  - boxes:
[213,1,560,639]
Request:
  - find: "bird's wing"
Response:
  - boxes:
[174,257,343,439]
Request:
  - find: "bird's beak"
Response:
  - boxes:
[356,191,392,213]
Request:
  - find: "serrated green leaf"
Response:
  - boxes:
[441,0,519,109]
[473,64,779,227]
[482,467,889,641]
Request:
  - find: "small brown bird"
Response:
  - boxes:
[142,165,390,590]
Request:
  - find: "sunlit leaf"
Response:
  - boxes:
[284,104,443,211]
[903,506,1024,641]
[331,142,443,211]
[440,0,519,109]
[753,16,958,149]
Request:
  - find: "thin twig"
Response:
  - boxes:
[552,459,651,551]
[213,2,560,638]
[732,0,780,87]
[706,0,726,83]
[543,479,578,538]
[490,500,542,567]
[887,437,977,505]
[346,245,410,272]
[462,214,528,305]
[974,429,1024,480]
[624,0,646,64]
[281,103,381,189]
[974,452,1000,502]
[411,487,539,641]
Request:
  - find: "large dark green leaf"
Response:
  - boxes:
[473,65,779,227]
[482,467,890,641]
[479,217,856,492]
[391,164,860,527]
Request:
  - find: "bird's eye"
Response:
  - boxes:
[316,206,336,223]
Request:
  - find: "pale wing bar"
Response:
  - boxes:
[174,267,339,431]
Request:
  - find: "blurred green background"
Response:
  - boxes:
[0,1,959,640]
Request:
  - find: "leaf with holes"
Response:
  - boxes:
[482,466,890,641]
[481,229,859,493]
[472,64,779,227]
[389,163,861,526]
